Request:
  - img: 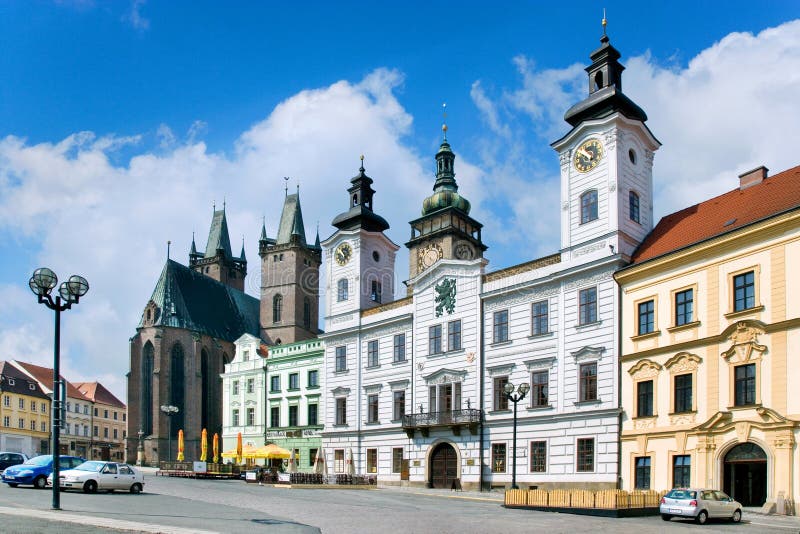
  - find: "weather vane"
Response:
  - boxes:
[284,176,290,196]
[442,102,448,141]
[602,8,607,35]
[360,154,365,172]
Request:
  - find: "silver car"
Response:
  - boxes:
[660,488,742,524]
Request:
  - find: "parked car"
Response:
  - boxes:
[1,455,84,489]
[0,452,28,473]
[660,488,743,524]
[47,461,144,494]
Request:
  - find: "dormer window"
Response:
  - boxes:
[8,378,14,386]
[352,193,359,207]
[29,383,35,391]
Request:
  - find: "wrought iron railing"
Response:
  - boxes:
[402,409,482,428]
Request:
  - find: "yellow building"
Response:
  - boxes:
[0,361,51,457]
[616,165,800,514]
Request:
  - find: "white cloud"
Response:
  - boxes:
[125,0,150,31]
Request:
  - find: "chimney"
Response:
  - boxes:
[739,166,768,190]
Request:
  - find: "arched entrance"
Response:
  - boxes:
[429,443,458,489]
[723,442,767,507]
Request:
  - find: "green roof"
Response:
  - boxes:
[204,209,234,259]
[139,260,260,342]
[275,193,306,246]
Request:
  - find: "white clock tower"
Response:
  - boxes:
[551,31,660,261]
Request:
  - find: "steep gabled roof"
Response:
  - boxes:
[276,193,307,246]
[74,381,126,409]
[632,165,800,264]
[138,259,260,342]
[204,209,234,259]
[0,361,49,400]
[10,360,89,400]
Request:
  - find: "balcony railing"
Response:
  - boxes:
[402,409,482,437]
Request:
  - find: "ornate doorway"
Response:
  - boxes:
[429,443,458,488]
[723,442,767,507]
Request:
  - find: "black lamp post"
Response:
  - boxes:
[160,405,179,462]
[29,267,89,511]
[504,381,530,490]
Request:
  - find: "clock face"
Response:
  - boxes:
[418,243,443,271]
[573,138,604,173]
[334,242,352,266]
[454,242,474,260]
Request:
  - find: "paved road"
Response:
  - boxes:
[1,475,798,533]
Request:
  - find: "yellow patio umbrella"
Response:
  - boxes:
[236,432,243,464]
[213,433,219,463]
[200,428,208,462]
[253,443,291,459]
[177,429,185,461]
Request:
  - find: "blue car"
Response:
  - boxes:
[2,455,84,489]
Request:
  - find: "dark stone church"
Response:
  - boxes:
[126,193,320,463]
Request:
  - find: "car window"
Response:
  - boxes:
[71,458,83,468]
[666,489,696,500]
[714,491,730,501]
[702,491,716,500]
[0,454,9,461]
[119,465,132,475]
[103,464,118,474]
[59,457,73,468]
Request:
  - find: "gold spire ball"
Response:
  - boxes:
[442,102,448,141]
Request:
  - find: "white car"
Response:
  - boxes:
[47,461,144,494]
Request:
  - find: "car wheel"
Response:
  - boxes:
[732,509,742,523]
[83,480,98,493]
[130,482,143,494]
[696,510,708,524]
[661,514,671,521]
[33,476,47,489]
[7,483,18,488]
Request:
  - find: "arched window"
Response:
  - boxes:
[170,343,185,431]
[580,190,598,224]
[303,297,311,329]
[337,279,349,302]
[594,71,603,91]
[140,342,154,435]
[273,294,283,323]
[629,191,640,223]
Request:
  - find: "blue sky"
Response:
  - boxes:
[1,1,799,398]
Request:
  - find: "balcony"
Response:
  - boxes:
[402,409,482,438]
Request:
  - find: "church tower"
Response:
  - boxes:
[190,206,247,291]
[406,124,486,280]
[551,25,660,261]
[259,189,321,345]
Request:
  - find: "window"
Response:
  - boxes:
[232,380,239,395]
[273,294,283,323]
[367,340,379,367]
[675,289,694,326]
[635,457,651,489]
[337,279,349,302]
[370,280,382,303]
[392,448,403,473]
[335,346,347,372]
[19,398,23,409]
[113,411,118,420]
[93,426,98,436]
[638,300,655,335]
[493,376,509,411]
[2,396,7,407]
[246,407,255,426]
[674,374,693,413]
[393,334,406,362]
[367,448,377,473]
[308,370,319,388]
[629,191,640,223]
[637,380,653,417]
[580,190,598,224]
[579,287,598,325]
[270,375,280,392]
[530,370,549,407]
[113,428,118,439]
[532,300,548,335]
[576,438,594,472]
[734,364,756,406]
[429,325,443,354]
[334,449,345,473]
[43,422,48,433]
[94,408,98,416]
[733,271,755,311]
[2,416,7,426]
[303,297,311,329]
[530,441,546,472]
[104,409,108,418]
[308,403,318,426]
[579,363,597,402]
[393,390,405,421]
[270,406,280,428]
[288,405,298,426]
[42,400,47,411]
[673,455,691,488]
[309,449,317,467]
[242,349,249,361]
[335,398,347,425]
[448,320,462,351]
[288,373,299,390]
[429,382,461,413]
[82,405,87,414]
[493,310,508,343]
[367,394,379,423]
[491,443,507,473]
[232,409,240,426]
[31,420,36,431]
[246,378,254,394]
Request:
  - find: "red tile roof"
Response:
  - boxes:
[12,360,89,401]
[75,381,126,409]
[632,165,800,264]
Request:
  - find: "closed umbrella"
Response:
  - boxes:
[200,428,208,462]
[177,429,185,461]
[236,432,243,464]
[288,449,297,473]
[313,448,326,474]
[347,447,355,475]
[212,433,219,463]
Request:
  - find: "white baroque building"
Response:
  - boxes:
[321,33,659,490]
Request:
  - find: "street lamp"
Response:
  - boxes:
[160,405,179,462]
[504,381,530,490]
[29,267,89,511]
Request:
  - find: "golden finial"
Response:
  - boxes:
[442,102,448,141]
[359,154,365,172]
[602,8,607,35]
